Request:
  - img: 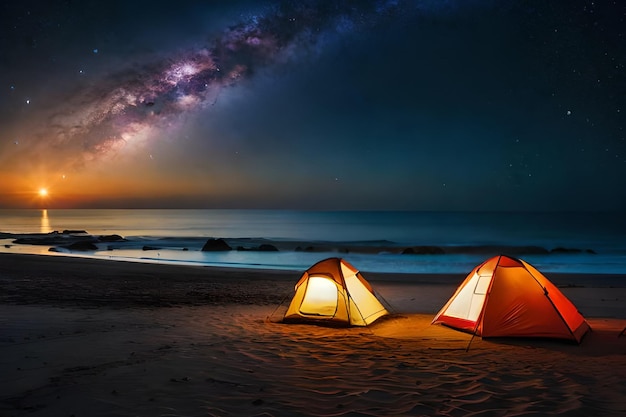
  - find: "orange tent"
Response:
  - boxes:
[432,255,590,343]
[283,258,389,326]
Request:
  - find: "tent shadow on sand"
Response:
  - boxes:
[474,318,626,356]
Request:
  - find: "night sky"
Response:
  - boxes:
[1,0,624,210]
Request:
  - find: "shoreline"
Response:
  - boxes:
[3,252,626,282]
[1,229,608,255]
[1,252,625,317]
[3,229,626,276]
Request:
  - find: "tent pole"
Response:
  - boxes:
[348,293,367,329]
[526,266,582,343]
[465,258,499,352]
[465,331,478,352]
[465,305,486,352]
[465,305,481,351]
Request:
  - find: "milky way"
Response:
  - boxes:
[3,0,623,210]
[37,0,441,168]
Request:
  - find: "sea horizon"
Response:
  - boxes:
[1,208,625,275]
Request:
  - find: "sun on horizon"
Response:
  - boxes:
[38,188,48,198]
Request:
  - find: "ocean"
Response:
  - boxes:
[1,209,625,275]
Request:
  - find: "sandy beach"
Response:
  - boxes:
[1,253,625,416]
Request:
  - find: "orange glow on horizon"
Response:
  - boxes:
[0,160,225,208]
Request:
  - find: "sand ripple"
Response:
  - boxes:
[1,305,625,417]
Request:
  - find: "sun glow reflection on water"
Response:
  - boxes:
[40,209,51,233]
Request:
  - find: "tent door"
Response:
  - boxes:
[299,276,339,317]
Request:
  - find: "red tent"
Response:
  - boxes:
[432,255,590,343]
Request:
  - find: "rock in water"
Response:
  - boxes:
[201,238,232,251]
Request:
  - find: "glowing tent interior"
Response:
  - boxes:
[432,255,590,343]
[283,258,389,326]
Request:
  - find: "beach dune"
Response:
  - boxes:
[1,254,625,416]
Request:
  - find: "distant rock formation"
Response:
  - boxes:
[201,238,232,251]
[294,245,330,252]
[551,247,582,254]
[237,244,279,252]
[14,235,71,245]
[451,245,544,255]
[402,246,445,255]
[258,244,278,252]
[64,241,98,251]
[551,247,596,254]
[236,243,279,252]
[98,234,126,242]
[401,245,552,255]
